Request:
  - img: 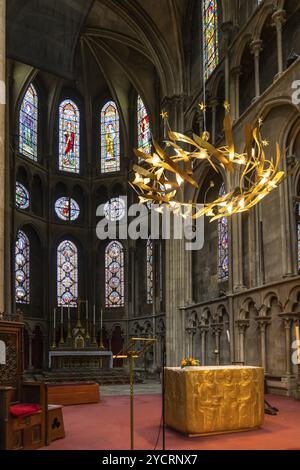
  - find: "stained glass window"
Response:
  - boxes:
[105,241,124,308]
[137,95,151,154]
[104,197,125,222]
[218,183,229,281]
[15,230,30,304]
[59,100,80,173]
[57,240,78,306]
[101,101,120,173]
[203,0,219,80]
[16,183,30,210]
[147,238,153,304]
[19,84,38,160]
[55,197,80,222]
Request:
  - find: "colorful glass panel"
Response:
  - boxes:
[19,84,38,160]
[16,182,30,210]
[203,0,219,80]
[218,183,229,281]
[147,238,153,304]
[101,101,120,173]
[137,95,151,154]
[59,100,80,173]
[15,230,30,304]
[105,241,124,308]
[57,240,78,307]
[104,198,125,222]
[55,197,80,222]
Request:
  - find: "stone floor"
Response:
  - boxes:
[100,379,161,396]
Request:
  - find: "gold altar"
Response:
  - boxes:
[165,366,264,437]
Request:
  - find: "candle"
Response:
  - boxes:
[61,306,63,323]
[54,308,56,330]
[226,329,230,344]
[93,305,96,325]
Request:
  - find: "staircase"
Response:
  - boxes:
[24,368,143,385]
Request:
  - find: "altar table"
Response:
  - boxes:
[165,366,264,437]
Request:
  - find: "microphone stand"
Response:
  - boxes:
[161,340,166,450]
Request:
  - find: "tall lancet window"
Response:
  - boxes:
[19,84,38,160]
[59,99,80,173]
[105,241,124,308]
[137,95,151,154]
[15,230,30,304]
[203,0,219,80]
[218,183,229,281]
[57,240,78,306]
[101,101,120,173]
[147,238,153,304]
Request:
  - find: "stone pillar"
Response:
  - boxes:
[210,99,218,145]
[0,0,5,313]
[213,326,222,366]
[200,327,207,366]
[272,10,286,77]
[236,321,249,364]
[256,318,270,373]
[282,317,293,376]
[163,94,192,367]
[231,67,241,121]
[251,39,262,99]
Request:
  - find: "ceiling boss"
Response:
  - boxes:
[130,102,286,222]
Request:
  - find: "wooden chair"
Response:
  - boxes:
[0,382,47,450]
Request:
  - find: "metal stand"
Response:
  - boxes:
[114,337,156,451]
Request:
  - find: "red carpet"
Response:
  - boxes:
[43,395,300,450]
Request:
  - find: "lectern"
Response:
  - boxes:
[114,337,156,450]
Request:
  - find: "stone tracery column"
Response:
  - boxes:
[280,316,293,376]
[251,39,263,99]
[200,326,207,366]
[0,0,5,313]
[236,320,249,364]
[256,317,271,373]
[272,9,286,76]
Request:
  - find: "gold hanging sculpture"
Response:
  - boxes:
[130,103,285,222]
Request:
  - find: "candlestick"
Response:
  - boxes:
[53,308,56,330]
[93,305,96,326]
[86,300,88,320]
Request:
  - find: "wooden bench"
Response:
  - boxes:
[47,382,100,406]
[47,405,65,444]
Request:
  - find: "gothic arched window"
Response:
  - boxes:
[15,230,30,304]
[203,0,219,80]
[137,95,151,154]
[101,101,120,173]
[105,241,124,308]
[57,240,78,306]
[19,84,38,160]
[59,99,80,174]
[147,238,153,304]
[16,182,30,210]
[218,183,229,281]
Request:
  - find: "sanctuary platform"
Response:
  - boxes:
[165,366,264,437]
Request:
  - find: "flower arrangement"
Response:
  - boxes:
[181,357,200,368]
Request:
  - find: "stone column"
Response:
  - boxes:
[236,321,249,364]
[272,10,286,77]
[251,39,263,99]
[200,327,207,366]
[231,67,241,121]
[213,325,222,366]
[210,99,218,145]
[0,0,5,313]
[282,317,293,376]
[28,334,34,371]
[256,317,270,373]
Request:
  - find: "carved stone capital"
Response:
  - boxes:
[250,39,263,56]
[272,9,286,29]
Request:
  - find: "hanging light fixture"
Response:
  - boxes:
[130,103,285,222]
